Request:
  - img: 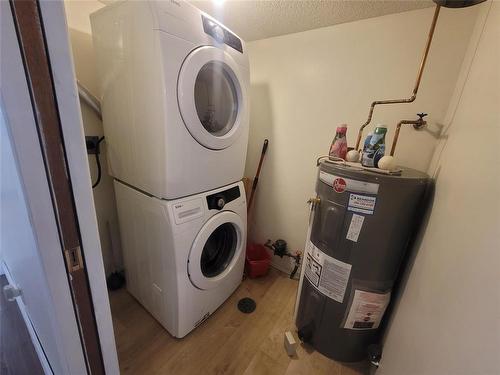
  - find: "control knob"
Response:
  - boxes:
[216,196,226,209]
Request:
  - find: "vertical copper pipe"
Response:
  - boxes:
[390,119,427,156]
[412,5,441,97]
[390,122,404,156]
[355,5,441,150]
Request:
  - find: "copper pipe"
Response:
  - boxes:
[390,115,427,156]
[355,4,441,150]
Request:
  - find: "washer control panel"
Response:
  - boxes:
[173,198,204,224]
[207,185,241,210]
[202,15,243,53]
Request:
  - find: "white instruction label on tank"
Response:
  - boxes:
[346,214,365,242]
[344,290,391,330]
[348,194,376,215]
[304,240,352,303]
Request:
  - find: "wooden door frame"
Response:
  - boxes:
[6,0,119,373]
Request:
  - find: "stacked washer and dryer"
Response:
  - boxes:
[91,0,249,338]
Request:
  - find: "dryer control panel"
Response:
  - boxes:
[202,15,243,53]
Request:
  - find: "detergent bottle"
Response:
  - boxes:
[361,125,387,168]
[329,125,348,160]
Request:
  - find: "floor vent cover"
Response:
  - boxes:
[237,297,256,313]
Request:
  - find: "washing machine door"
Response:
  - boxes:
[188,211,244,290]
[178,46,247,150]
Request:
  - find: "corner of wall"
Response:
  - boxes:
[427,1,493,177]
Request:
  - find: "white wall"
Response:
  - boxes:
[62,2,480,277]
[245,6,478,272]
[379,2,499,374]
[64,0,122,276]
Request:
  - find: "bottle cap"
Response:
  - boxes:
[336,124,348,133]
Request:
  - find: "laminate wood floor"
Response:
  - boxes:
[0,276,43,375]
[109,269,369,375]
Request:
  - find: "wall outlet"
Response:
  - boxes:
[85,136,100,155]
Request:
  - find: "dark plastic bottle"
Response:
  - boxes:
[361,126,387,168]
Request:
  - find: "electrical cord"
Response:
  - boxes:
[92,136,105,189]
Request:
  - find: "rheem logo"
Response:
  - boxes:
[333,178,347,193]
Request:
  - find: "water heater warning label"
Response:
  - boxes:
[344,290,391,330]
[304,240,352,303]
[346,214,365,242]
[348,194,376,215]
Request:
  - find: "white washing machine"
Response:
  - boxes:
[91,1,249,199]
[114,180,246,337]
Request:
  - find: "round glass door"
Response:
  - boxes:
[188,211,244,290]
[178,46,248,150]
[195,62,238,137]
[200,222,237,277]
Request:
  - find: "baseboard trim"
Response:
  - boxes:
[270,263,301,280]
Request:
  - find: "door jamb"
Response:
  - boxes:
[9,0,119,373]
[38,1,120,372]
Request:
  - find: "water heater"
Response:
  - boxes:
[295,160,429,362]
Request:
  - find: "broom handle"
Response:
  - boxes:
[248,139,269,212]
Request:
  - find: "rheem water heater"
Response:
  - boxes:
[295,160,429,362]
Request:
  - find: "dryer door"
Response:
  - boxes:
[177,46,247,150]
[188,211,244,290]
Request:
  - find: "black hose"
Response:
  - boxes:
[290,264,299,279]
[290,254,301,279]
[92,153,102,188]
[92,136,105,189]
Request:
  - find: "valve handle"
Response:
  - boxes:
[307,197,320,205]
[417,112,428,119]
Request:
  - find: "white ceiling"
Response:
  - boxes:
[189,0,434,41]
[64,0,435,41]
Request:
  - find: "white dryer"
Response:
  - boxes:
[91,1,249,199]
[114,180,246,337]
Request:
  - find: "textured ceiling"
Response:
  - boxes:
[189,0,434,41]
